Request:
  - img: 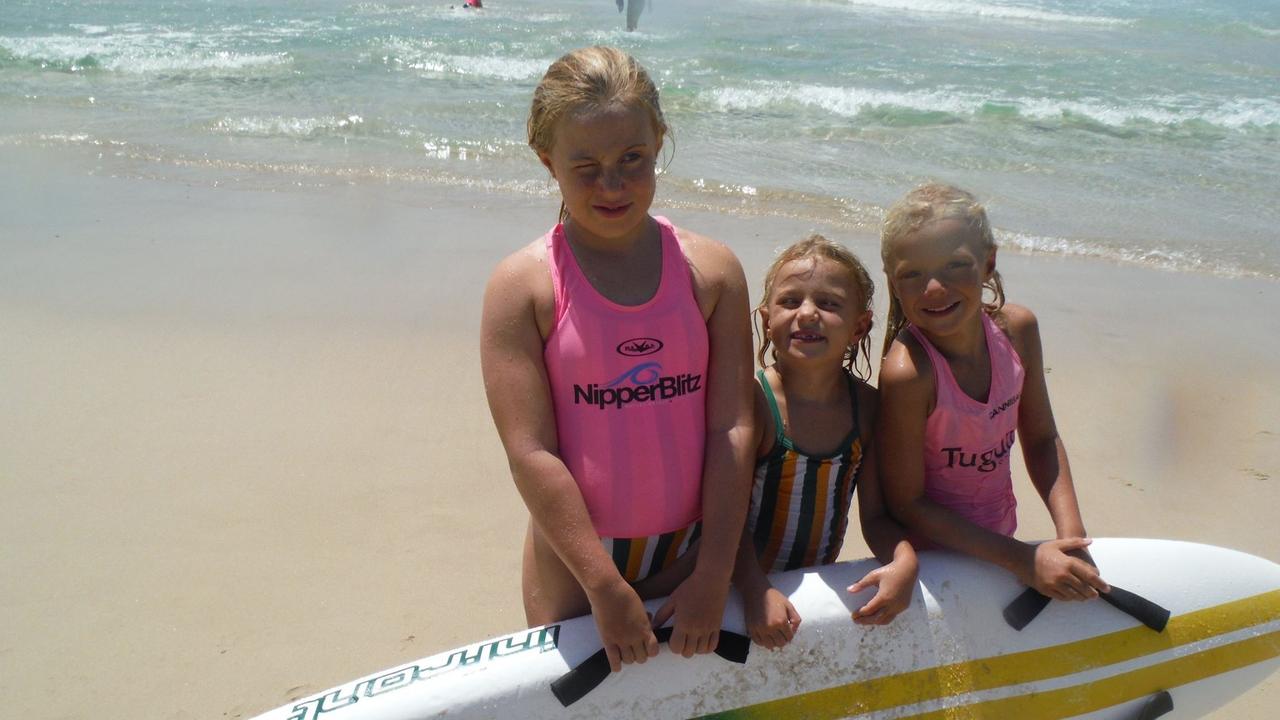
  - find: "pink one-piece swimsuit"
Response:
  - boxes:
[542,216,708,538]
[907,312,1025,546]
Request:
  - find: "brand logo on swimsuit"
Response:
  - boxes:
[989,393,1021,420]
[616,337,664,357]
[573,361,703,410]
[942,429,1016,473]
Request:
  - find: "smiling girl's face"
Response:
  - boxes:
[885,217,996,342]
[763,256,872,368]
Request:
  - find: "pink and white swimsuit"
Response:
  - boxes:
[542,216,708,540]
[907,312,1025,544]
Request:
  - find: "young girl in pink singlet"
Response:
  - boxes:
[734,236,917,650]
[877,183,1110,603]
[479,47,755,674]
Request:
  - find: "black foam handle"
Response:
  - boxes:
[1100,585,1171,632]
[550,627,751,707]
[1003,585,1170,632]
[1003,587,1053,631]
[550,647,611,708]
[1135,690,1174,720]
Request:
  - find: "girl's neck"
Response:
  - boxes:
[915,312,987,363]
[563,214,656,255]
[563,215,663,306]
[771,361,846,404]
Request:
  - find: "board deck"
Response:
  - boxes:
[248,538,1280,720]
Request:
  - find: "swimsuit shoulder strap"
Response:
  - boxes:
[756,369,790,451]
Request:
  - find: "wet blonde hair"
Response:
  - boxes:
[527,46,669,223]
[756,235,876,380]
[879,182,1006,359]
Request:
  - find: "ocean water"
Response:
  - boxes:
[2,0,1277,278]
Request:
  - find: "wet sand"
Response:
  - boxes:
[1,144,1276,719]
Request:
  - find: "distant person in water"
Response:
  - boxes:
[464,0,482,7]
[617,0,646,31]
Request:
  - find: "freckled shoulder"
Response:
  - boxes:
[670,225,744,289]
[671,226,747,325]
[485,235,556,338]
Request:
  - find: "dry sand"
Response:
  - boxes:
[2,145,1277,719]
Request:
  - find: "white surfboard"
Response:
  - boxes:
[248,538,1280,720]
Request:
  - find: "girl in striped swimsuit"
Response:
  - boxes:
[736,236,918,650]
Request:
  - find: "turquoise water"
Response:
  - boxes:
[2,0,1277,277]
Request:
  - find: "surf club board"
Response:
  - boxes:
[248,538,1280,720]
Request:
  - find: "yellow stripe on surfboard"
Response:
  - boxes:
[901,630,1280,720]
[698,589,1280,720]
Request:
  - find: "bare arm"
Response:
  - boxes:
[729,384,801,648]
[1005,305,1086,538]
[729,383,772,602]
[855,384,915,565]
[849,382,917,624]
[653,231,756,656]
[1005,305,1107,600]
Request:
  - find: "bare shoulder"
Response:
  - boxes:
[994,303,1042,361]
[671,224,747,321]
[673,225,744,285]
[998,302,1039,335]
[487,237,547,287]
[483,237,554,336]
[878,331,931,390]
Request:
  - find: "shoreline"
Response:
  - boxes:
[6,133,1277,283]
[1,143,1277,719]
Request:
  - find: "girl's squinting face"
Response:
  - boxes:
[764,257,871,367]
[539,104,660,244]
[886,217,994,337]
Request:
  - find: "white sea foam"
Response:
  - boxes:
[407,52,547,80]
[831,0,1130,26]
[113,50,289,74]
[707,82,983,118]
[1202,98,1280,130]
[382,39,549,80]
[705,82,1280,132]
[68,24,111,36]
[997,230,1263,278]
[1240,23,1280,38]
[1016,97,1184,127]
[0,34,290,74]
[1021,96,1280,130]
[212,115,366,138]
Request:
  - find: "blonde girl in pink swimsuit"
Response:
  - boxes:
[480,47,755,674]
[877,183,1110,603]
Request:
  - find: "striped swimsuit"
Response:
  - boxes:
[747,370,863,573]
[601,523,701,584]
